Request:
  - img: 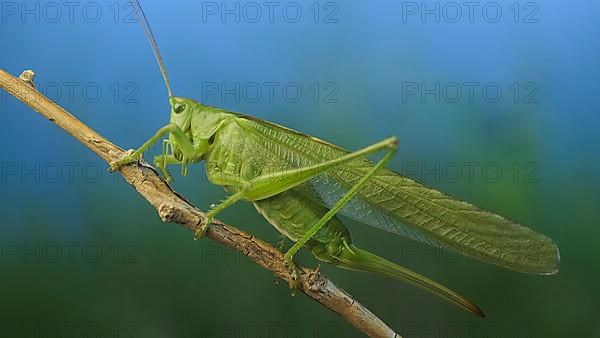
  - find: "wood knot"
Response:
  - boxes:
[19,70,36,88]
[307,265,325,289]
[158,204,176,222]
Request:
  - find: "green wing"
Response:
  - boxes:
[236,114,560,275]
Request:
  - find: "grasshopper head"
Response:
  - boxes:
[169,96,196,133]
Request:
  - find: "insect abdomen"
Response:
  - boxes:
[253,187,351,247]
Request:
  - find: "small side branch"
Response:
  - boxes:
[0,69,401,338]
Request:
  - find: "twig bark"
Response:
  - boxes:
[0,68,401,338]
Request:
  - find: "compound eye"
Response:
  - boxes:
[174,103,186,114]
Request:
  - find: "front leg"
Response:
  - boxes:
[109,123,200,171]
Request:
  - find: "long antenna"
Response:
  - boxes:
[130,0,173,98]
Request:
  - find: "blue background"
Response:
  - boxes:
[1,0,598,337]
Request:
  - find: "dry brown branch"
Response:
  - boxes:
[0,68,401,338]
